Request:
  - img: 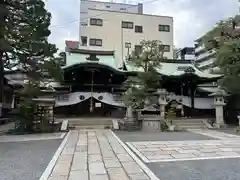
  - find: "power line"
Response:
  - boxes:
[49,0,164,28]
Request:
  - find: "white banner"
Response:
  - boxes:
[55,92,124,107]
[168,95,215,109]
[54,92,215,109]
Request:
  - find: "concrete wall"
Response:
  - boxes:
[79,9,173,67]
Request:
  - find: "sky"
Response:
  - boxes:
[45,0,239,51]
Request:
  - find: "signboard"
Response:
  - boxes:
[95,102,101,107]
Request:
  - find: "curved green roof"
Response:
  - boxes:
[124,59,221,79]
[63,52,119,70]
[63,50,221,79]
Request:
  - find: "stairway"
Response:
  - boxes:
[68,118,113,129]
[170,118,207,130]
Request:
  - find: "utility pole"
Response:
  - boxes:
[0,0,8,117]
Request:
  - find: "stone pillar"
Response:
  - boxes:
[213,95,226,128]
[122,106,139,131]
[160,104,165,117]
[157,89,168,118]
[215,105,224,124]
[126,106,133,120]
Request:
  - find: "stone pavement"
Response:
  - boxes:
[127,129,240,163]
[0,132,65,142]
[188,129,240,140]
[48,130,152,180]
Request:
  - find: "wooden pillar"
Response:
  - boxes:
[189,85,196,117]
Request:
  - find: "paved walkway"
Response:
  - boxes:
[48,130,153,180]
[188,129,240,140]
[0,132,65,142]
[127,129,240,163]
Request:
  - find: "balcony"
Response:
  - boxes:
[197,58,215,68]
[195,50,216,61]
[195,45,205,54]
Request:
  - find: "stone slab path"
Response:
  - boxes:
[187,129,240,140]
[0,132,65,142]
[48,130,153,180]
[127,129,240,163]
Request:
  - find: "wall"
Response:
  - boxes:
[79,9,173,67]
[80,0,142,36]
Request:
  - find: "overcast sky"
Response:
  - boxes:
[45,0,239,51]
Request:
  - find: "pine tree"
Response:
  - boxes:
[123,40,165,109]
[1,0,63,98]
[0,0,63,132]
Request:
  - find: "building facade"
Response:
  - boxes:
[176,47,195,61]
[79,8,173,67]
[80,0,143,41]
[194,39,218,73]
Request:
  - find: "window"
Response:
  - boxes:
[81,36,87,46]
[80,21,88,26]
[122,21,133,29]
[89,38,102,46]
[120,7,126,11]
[163,45,170,52]
[158,25,170,32]
[106,5,110,8]
[90,18,103,26]
[135,25,143,33]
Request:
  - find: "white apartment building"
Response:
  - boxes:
[80,0,143,34]
[176,47,195,61]
[194,39,218,73]
[79,8,173,67]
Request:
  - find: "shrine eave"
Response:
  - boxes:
[63,62,127,75]
[68,48,115,56]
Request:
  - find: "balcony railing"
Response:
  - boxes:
[197,58,214,68]
[195,45,205,53]
[196,50,216,61]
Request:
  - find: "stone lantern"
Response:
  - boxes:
[157,89,168,118]
[209,89,229,128]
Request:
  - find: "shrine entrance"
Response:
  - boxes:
[54,98,125,118]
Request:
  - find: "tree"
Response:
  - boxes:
[0,0,63,132]
[202,15,240,94]
[122,40,165,109]
[1,0,63,98]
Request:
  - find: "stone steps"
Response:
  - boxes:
[68,118,113,129]
[73,125,112,129]
[171,119,207,129]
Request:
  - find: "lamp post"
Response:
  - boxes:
[156,89,168,118]
[209,89,229,128]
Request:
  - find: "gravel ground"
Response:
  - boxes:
[116,131,216,142]
[147,158,240,180]
[0,139,62,180]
